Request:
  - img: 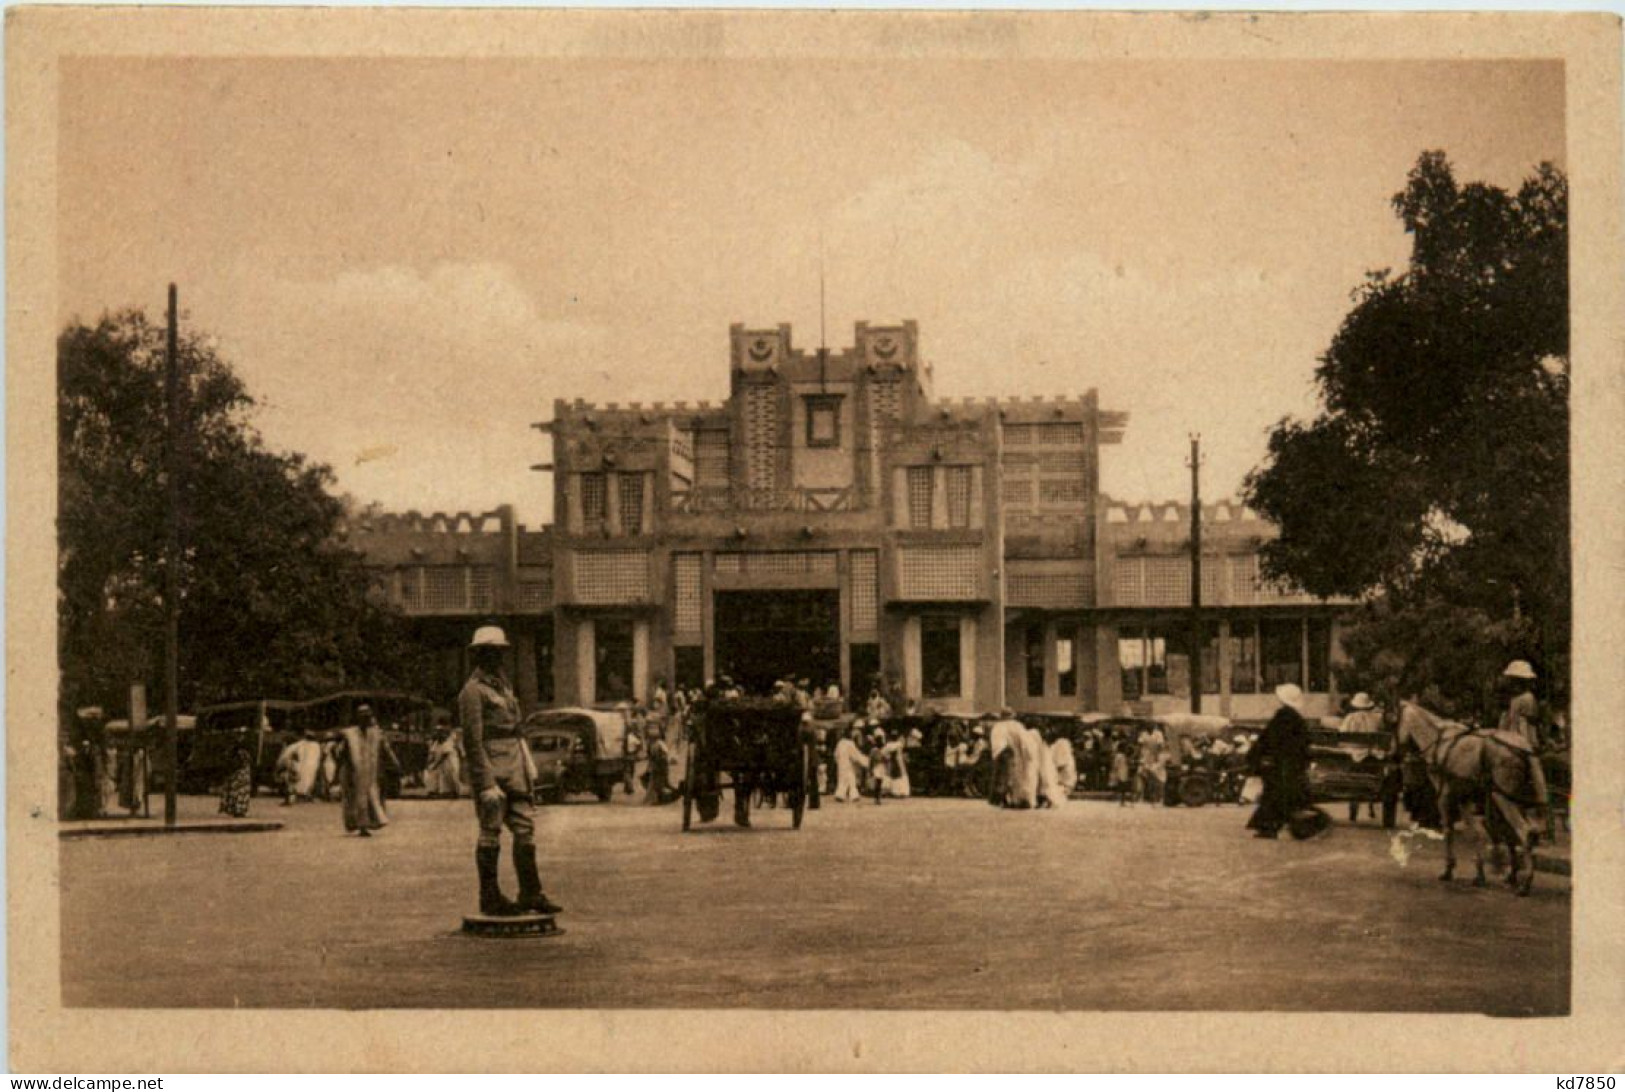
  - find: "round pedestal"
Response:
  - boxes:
[461,913,563,939]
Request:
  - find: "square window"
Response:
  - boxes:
[805,396,842,448]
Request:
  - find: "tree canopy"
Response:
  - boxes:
[1243,151,1568,714]
[58,309,430,718]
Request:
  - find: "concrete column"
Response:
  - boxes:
[970,465,985,530]
[578,618,597,705]
[1095,624,1122,714]
[902,615,922,701]
[606,472,622,536]
[514,628,539,713]
[1217,618,1233,718]
[701,552,715,684]
[632,619,649,703]
[1043,621,1059,701]
[959,615,977,705]
[566,475,584,534]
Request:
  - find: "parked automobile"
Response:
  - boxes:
[521,706,629,803]
[187,700,301,794]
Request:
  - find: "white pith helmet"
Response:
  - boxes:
[469,625,510,649]
[1503,660,1537,680]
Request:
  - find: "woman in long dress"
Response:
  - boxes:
[883,732,910,798]
[218,739,254,818]
[335,709,392,836]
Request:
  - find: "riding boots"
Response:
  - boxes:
[513,843,564,915]
[476,845,522,916]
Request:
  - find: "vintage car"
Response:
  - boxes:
[1306,728,1402,827]
[185,700,302,794]
[521,706,629,804]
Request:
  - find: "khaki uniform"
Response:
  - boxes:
[458,668,535,849]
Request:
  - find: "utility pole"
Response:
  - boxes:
[163,284,181,827]
[1188,434,1204,715]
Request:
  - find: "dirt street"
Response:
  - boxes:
[59,792,1568,1013]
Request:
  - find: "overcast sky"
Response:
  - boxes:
[58,57,1563,527]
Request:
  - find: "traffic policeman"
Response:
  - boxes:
[459,625,562,917]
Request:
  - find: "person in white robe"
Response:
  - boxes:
[1025,726,1065,809]
[1048,732,1077,806]
[832,724,867,803]
[989,713,1038,808]
[275,735,323,804]
[883,734,910,798]
[424,727,463,798]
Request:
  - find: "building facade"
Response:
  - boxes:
[348,321,1351,721]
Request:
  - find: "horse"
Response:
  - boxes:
[1395,701,1547,896]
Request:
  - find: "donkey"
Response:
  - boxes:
[1395,701,1547,896]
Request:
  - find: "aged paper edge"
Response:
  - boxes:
[7,7,1623,1073]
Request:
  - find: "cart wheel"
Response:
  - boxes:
[1178,773,1213,808]
[791,744,810,830]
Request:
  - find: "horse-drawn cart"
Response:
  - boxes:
[681,699,815,831]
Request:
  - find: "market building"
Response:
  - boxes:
[345,320,1353,721]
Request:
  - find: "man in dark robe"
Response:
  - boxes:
[1246,684,1329,839]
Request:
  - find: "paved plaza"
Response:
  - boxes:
[59,791,1569,1014]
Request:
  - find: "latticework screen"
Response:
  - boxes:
[946,466,973,528]
[1007,569,1092,608]
[1112,557,1143,606]
[897,545,982,600]
[744,385,778,493]
[1228,554,1259,604]
[1003,418,1088,513]
[618,473,645,535]
[469,566,495,611]
[423,566,468,610]
[579,473,607,533]
[672,553,702,636]
[516,566,553,612]
[850,550,879,634]
[693,430,730,488]
[574,550,650,604]
[1142,556,1189,606]
[906,466,933,528]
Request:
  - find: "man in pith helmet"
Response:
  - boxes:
[459,625,562,917]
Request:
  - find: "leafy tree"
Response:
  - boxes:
[1244,152,1568,711]
[58,309,432,719]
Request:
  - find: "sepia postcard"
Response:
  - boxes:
[7,6,1624,1073]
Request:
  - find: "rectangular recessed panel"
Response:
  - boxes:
[1003,423,1036,447]
[469,565,495,611]
[1007,570,1093,608]
[1039,479,1086,505]
[946,466,973,528]
[516,568,553,612]
[673,553,702,635]
[850,550,879,634]
[619,473,644,535]
[897,545,982,600]
[1037,449,1086,473]
[745,385,778,493]
[1112,557,1143,606]
[907,466,933,528]
[1143,556,1189,607]
[693,430,730,488]
[574,550,650,604]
